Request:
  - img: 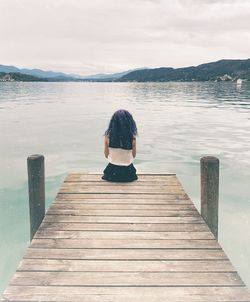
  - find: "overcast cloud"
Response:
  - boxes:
[0,0,249,75]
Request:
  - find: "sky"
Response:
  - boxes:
[0,0,250,76]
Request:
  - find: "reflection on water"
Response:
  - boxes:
[0,81,250,292]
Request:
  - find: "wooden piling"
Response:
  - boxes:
[200,156,219,240]
[27,154,45,241]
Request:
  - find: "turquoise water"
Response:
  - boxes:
[0,81,250,292]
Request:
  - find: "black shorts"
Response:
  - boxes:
[102,163,138,182]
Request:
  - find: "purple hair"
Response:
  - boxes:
[105,109,137,149]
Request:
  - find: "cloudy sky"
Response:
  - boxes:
[0,0,249,75]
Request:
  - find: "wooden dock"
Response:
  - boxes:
[2,173,250,301]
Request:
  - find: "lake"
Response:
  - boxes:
[0,81,250,293]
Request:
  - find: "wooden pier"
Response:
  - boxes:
[2,173,250,301]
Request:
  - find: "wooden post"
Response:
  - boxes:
[27,154,45,241]
[200,156,219,240]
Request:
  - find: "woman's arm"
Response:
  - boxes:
[132,137,136,158]
[104,135,109,158]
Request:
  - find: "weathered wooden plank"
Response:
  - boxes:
[30,238,220,249]
[46,208,200,217]
[24,247,229,260]
[17,259,236,272]
[64,180,182,186]
[50,203,196,210]
[55,195,192,204]
[40,222,211,232]
[59,184,185,194]
[34,230,214,240]
[56,193,190,200]
[43,215,205,223]
[10,271,244,286]
[61,183,182,189]
[4,286,250,302]
[65,173,177,182]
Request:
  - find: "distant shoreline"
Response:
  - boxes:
[0,58,249,82]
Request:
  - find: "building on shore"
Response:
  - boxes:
[0,74,15,82]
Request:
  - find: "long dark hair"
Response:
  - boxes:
[105,109,137,150]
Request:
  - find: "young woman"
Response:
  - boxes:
[102,109,138,182]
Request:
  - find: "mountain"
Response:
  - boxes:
[0,64,146,81]
[0,65,146,81]
[81,68,148,81]
[81,71,130,81]
[1,60,249,82]
[0,64,80,79]
[0,72,47,82]
[118,59,250,82]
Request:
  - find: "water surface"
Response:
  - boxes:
[0,82,250,292]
